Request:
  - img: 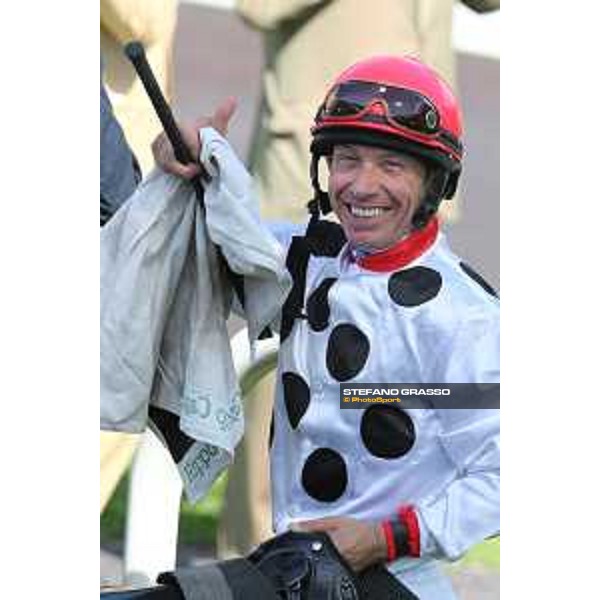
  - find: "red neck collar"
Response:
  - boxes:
[355,217,439,272]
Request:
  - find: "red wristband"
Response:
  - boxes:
[381,520,397,561]
[399,506,421,557]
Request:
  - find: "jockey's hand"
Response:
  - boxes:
[151,97,237,179]
[293,516,387,573]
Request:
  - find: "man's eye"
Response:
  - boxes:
[335,154,358,165]
[383,160,405,170]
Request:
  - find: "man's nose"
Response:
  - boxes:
[351,163,380,198]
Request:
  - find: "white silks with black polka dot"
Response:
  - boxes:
[269,230,499,563]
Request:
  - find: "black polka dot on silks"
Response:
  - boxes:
[301,447,348,502]
[326,324,370,382]
[360,405,416,459]
[388,266,442,307]
[306,278,337,332]
[459,262,499,298]
[282,372,311,429]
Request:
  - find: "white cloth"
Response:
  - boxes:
[101,127,291,501]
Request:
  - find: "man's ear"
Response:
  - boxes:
[420,167,435,202]
[421,166,458,201]
[443,169,460,199]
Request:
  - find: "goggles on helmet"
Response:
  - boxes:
[317,80,462,155]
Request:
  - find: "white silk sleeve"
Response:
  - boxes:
[417,310,500,560]
[416,409,499,559]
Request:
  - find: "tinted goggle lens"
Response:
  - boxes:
[322,81,440,134]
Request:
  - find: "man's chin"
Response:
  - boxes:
[346,231,379,249]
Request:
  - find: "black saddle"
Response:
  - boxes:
[247,530,418,600]
[101,531,418,600]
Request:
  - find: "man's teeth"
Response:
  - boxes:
[348,205,386,218]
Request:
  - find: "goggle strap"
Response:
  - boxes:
[357,114,462,156]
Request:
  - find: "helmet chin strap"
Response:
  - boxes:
[308,154,332,217]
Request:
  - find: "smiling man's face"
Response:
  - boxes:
[328,144,427,250]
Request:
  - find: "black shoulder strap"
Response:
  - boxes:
[280,216,346,343]
[280,234,311,343]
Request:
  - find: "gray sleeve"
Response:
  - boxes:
[100,66,139,223]
[265,220,306,251]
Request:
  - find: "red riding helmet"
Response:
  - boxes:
[309,55,464,228]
